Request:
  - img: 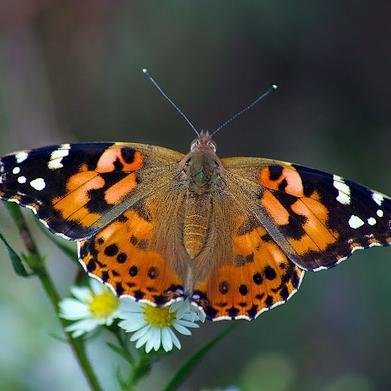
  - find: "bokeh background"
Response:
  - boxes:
[0,1,390,390]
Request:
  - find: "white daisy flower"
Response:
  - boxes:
[118,298,205,353]
[59,279,120,338]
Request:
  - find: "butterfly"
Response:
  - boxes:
[0,71,390,321]
[0,133,390,321]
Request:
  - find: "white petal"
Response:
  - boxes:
[70,286,92,303]
[59,299,90,320]
[176,319,200,329]
[118,298,143,315]
[69,328,85,338]
[161,328,173,351]
[172,322,192,335]
[196,309,206,323]
[118,317,146,332]
[117,310,144,323]
[168,328,181,349]
[170,301,188,318]
[145,328,159,353]
[65,318,99,336]
[153,329,162,351]
[90,279,105,294]
[134,329,151,349]
[130,325,151,342]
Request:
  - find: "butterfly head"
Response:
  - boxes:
[190,130,217,153]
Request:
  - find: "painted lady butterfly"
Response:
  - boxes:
[0,73,389,321]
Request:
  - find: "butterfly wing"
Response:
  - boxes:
[78,202,186,306]
[190,157,389,321]
[192,213,305,320]
[222,157,390,271]
[0,142,184,240]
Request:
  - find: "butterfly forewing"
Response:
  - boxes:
[222,157,391,271]
[0,142,183,240]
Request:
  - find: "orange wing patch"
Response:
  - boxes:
[52,146,143,232]
[78,207,184,306]
[259,165,340,268]
[193,216,304,320]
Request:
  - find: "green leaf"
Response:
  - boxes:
[35,219,78,263]
[163,323,238,391]
[0,232,33,277]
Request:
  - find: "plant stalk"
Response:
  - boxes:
[6,204,102,391]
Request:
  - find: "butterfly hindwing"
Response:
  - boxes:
[0,142,183,240]
[78,202,185,306]
[193,214,304,320]
[223,157,391,271]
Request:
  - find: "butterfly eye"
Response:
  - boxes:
[191,140,200,151]
[207,141,216,152]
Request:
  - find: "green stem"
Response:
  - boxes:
[127,354,152,390]
[6,204,102,391]
[114,328,135,365]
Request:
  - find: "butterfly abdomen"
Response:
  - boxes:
[183,194,211,259]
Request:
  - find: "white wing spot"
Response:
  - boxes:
[367,217,377,226]
[17,176,27,184]
[48,144,71,170]
[15,152,28,163]
[333,175,351,205]
[348,215,364,229]
[377,209,384,218]
[12,167,21,174]
[372,192,384,206]
[30,178,46,191]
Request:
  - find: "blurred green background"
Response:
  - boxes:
[0,1,390,390]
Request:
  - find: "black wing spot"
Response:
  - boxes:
[104,244,119,256]
[253,272,263,285]
[280,286,289,301]
[101,271,109,282]
[113,158,124,171]
[269,165,283,181]
[86,260,96,272]
[116,252,127,263]
[265,295,274,307]
[121,147,136,164]
[115,283,124,296]
[228,307,239,319]
[147,266,159,279]
[239,284,248,296]
[264,266,277,280]
[292,271,301,288]
[247,305,258,319]
[129,265,138,277]
[219,281,229,294]
[278,178,288,191]
[134,289,145,300]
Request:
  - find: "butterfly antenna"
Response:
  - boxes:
[211,84,278,137]
[142,68,199,136]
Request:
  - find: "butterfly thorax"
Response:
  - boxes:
[186,151,220,194]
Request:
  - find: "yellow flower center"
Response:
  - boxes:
[88,291,118,318]
[143,305,175,328]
